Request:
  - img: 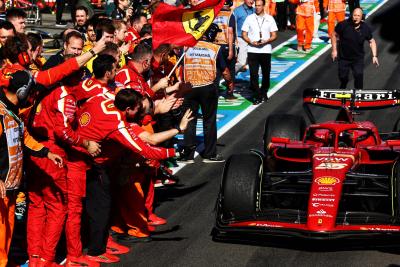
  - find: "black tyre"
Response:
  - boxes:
[263,114,306,154]
[220,153,263,221]
[393,160,400,220]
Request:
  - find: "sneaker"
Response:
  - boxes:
[202,154,225,163]
[263,95,269,102]
[154,179,165,188]
[252,98,262,105]
[312,37,324,43]
[176,157,195,164]
[55,20,67,27]
[66,255,100,267]
[148,213,167,226]
[117,234,152,244]
[106,237,130,255]
[162,178,178,186]
[225,94,238,101]
[86,253,119,264]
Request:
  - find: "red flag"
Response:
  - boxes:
[152,0,225,49]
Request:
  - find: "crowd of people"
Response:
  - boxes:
[0,0,379,266]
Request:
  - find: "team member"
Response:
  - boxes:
[74,89,177,263]
[83,19,97,53]
[0,21,15,46]
[323,0,346,39]
[213,0,237,100]
[290,0,319,52]
[27,32,45,73]
[233,0,254,73]
[5,8,26,33]
[242,0,278,104]
[180,24,233,163]
[0,71,63,267]
[74,6,90,36]
[331,8,379,89]
[126,14,147,45]
[43,31,84,69]
[26,64,101,267]
[115,43,177,99]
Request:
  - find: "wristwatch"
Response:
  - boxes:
[89,49,97,57]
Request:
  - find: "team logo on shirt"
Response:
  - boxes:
[35,103,42,114]
[79,112,91,126]
[182,8,215,40]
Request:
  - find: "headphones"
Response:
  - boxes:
[14,37,31,67]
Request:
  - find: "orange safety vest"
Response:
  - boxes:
[214,10,232,45]
[296,0,317,17]
[0,101,24,191]
[323,0,346,12]
[184,41,220,88]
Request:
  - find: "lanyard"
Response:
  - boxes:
[256,15,265,39]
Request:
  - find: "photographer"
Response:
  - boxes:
[242,0,277,105]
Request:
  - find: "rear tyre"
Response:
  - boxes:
[263,114,306,154]
[219,153,263,221]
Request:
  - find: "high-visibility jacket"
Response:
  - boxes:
[184,41,220,88]
[0,98,48,191]
[323,0,346,12]
[214,10,233,45]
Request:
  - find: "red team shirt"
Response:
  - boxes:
[76,94,175,166]
[115,65,155,98]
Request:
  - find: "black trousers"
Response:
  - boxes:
[86,164,111,256]
[248,52,272,100]
[338,57,364,89]
[183,83,218,158]
[276,1,287,30]
[56,0,77,23]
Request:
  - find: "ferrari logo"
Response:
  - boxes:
[79,112,91,126]
[182,8,215,40]
[35,103,42,114]
[318,219,323,225]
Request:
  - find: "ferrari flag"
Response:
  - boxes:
[152,0,225,49]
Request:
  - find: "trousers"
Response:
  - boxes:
[338,57,364,89]
[183,83,218,158]
[247,52,271,100]
[86,164,111,256]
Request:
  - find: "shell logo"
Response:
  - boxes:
[79,112,91,126]
[315,176,339,185]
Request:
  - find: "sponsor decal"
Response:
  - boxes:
[360,227,400,231]
[315,176,339,185]
[251,223,283,228]
[312,193,334,197]
[312,198,335,202]
[79,112,91,126]
[311,203,334,208]
[309,214,333,218]
[316,162,348,170]
[315,157,350,162]
[318,219,323,224]
[318,186,333,192]
[317,91,394,101]
[316,209,326,215]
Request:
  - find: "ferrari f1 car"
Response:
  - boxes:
[214,88,400,240]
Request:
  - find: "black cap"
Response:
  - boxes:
[204,23,222,42]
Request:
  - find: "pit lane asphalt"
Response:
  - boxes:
[114,2,399,266]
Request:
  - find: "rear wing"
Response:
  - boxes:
[303,88,400,123]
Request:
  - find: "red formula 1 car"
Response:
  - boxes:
[214,88,400,240]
